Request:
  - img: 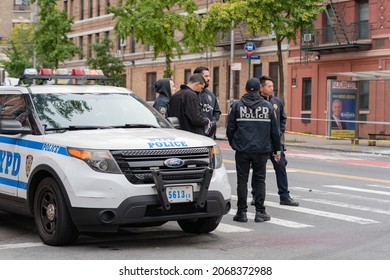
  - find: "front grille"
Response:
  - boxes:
[111,147,211,184]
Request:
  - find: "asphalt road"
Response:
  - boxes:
[1,143,390,261]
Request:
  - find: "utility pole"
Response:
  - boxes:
[229,21,234,105]
[30,2,38,69]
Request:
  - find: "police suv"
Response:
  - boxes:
[0,69,231,246]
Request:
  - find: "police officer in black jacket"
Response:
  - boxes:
[193,66,221,138]
[227,78,281,223]
[250,76,299,207]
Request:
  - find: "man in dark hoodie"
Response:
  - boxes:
[168,74,210,135]
[227,78,281,223]
[153,78,176,118]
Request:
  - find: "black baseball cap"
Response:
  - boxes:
[245,78,260,91]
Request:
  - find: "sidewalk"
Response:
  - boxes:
[216,127,390,156]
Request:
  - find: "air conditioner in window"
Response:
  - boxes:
[303,33,314,42]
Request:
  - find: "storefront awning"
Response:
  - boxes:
[329,70,390,81]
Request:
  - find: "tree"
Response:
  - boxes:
[86,38,126,87]
[0,23,34,76]
[110,0,214,78]
[1,42,32,77]
[204,0,323,104]
[31,0,80,69]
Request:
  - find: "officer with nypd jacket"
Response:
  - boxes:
[250,76,299,207]
[193,66,221,138]
[227,78,281,223]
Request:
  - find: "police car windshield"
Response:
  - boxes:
[31,92,171,132]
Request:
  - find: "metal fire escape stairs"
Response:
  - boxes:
[324,0,350,46]
[302,0,349,64]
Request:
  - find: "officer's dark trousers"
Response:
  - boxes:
[269,150,290,200]
[251,150,290,201]
[235,151,269,213]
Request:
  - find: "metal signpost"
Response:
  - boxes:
[244,42,256,78]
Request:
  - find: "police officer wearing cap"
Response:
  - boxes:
[250,76,299,207]
[227,78,281,223]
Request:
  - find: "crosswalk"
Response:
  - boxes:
[215,184,390,233]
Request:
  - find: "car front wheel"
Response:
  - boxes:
[33,177,79,246]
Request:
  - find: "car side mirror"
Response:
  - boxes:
[167,117,180,129]
[0,119,32,135]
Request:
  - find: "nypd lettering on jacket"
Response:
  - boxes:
[238,106,270,121]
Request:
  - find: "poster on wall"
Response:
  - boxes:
[327,80,357,139]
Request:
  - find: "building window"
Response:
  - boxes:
[80,0,84,20]
[79,36,84,60]
[146,72,157,101]
[212,67,219,98]
[358,0,369,39]
[233,70,240,100]
[359,80,369,110]
[130,33,136,53]
[324,5,333,43]
[63,0,68,13]
[105,31,110,40]
[302,78,312,110]
[269,62,279,96]
[95,33,100,43]
[89,0,93,18]
[88,34,92,58]
[105,0,110,14]
[184,69,191,84]
[253,64,262,79]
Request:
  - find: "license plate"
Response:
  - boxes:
[166,186,193,203]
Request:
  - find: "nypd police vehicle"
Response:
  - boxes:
[0,69,231,246]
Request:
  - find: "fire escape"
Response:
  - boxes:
[301,0,372,63]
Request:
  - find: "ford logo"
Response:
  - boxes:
[164,158,185,168]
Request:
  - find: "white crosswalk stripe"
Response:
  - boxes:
[230,194,379,225]
[322,185,390,196]
[226,209,314,228]
[291,186,390,204]
[219,185,386,232]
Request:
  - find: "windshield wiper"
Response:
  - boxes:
[112,124,159,128]
[45,125,113,131]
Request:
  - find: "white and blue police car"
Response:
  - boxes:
[0,69,231,246]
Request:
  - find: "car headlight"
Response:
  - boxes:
[67,148,122,174]
[211,144,223,169]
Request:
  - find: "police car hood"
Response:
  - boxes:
[42,128,215,150]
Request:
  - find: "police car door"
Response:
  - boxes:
[0,92,27,196]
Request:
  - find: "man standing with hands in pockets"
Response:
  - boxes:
[227,78,281,223]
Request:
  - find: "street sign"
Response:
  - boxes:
[244,42,256,56]
[242,55,261,60]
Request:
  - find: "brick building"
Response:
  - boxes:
[288,0,390,139]
[0,0,34,61]
[56,0,285,127]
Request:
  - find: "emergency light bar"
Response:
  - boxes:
[18,68,116,86]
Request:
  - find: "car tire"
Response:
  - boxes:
[34,177,79,246]
[177,216,222,234]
